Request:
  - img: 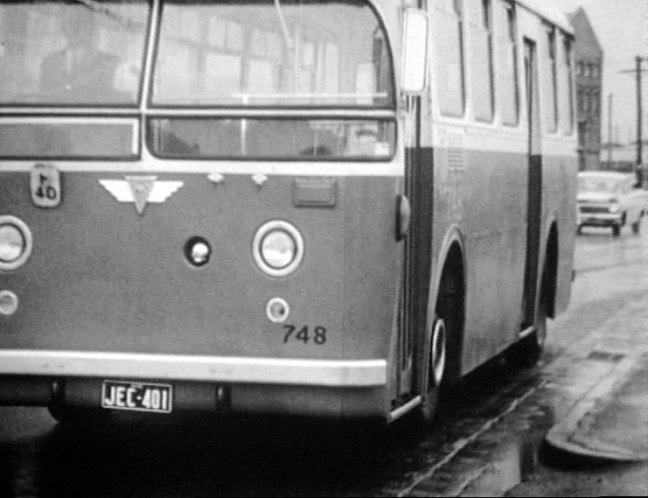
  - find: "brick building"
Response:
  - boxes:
[569,7,603,171]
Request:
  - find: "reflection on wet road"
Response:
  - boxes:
[1,222,646,497]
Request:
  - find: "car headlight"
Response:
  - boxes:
[609,201,621,213]
[0,216,33,270]
[252,221,304,277]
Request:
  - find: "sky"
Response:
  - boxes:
[540,0,647,145]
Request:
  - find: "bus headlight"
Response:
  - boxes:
[0,216,33,270]
[253,221,304,277]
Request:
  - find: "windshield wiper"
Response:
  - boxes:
[273,0,294,50]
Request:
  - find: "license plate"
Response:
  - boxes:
[101,380,172,413]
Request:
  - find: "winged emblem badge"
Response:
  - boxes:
[99,176,183,215]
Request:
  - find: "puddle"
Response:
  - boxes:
[404,401,555,496]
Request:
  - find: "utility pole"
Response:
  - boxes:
[607,93,613,166]
[620,56,648,185]
[635,56,643,168]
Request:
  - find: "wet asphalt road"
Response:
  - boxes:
[0,220,646,497]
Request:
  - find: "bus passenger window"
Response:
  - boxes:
[497,1,519,126]
[470,0,494,122]
[559,36,574,134]
[543,24,558,132]
[434,0,466,117]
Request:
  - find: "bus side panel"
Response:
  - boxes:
[432,141,528,374]
[542,146,577,315]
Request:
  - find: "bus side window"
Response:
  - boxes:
[559,34,574,134]
[434,0,466,117]
[497,0,520,126]
[543,23,559,133]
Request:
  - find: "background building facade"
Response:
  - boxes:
[569,7,603,171]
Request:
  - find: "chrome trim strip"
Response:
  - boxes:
[0,350,387,387]
[388,395,421,422]
[0,108,396,119]
[518,326,536,339]
[0,160,404,177]
[143,108,397,118]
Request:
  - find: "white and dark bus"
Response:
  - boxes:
[0,0,576,425]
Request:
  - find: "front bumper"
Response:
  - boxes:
[0,349,387,387]
[0,350,388,418]
[577,211,622,227]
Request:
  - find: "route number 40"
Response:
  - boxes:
[30,164,61,208]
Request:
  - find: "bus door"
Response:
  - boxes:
[399,95,419,396]
[399,7,432,401]
[521,38,542,329]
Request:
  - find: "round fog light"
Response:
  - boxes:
[0,290,19,316]
[266,297,290,323]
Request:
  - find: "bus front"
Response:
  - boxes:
[0,0,404,421]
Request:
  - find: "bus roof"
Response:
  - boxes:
[516,0,574,35]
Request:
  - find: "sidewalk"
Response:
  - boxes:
[545,352,648,462]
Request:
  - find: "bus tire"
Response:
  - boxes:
[631,219,641,234]
[418,317,447,424]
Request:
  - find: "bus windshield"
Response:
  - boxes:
[0,0,150,106]
[153,0,394,108]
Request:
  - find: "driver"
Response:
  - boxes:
[40,7,118,101]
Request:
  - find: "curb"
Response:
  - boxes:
[545,355,648,462]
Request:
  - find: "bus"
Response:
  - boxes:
[0,0,576,425]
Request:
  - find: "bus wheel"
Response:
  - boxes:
[631,219,641,234]
[418,317,447,424]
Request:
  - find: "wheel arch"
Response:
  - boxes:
[424,226,467,384]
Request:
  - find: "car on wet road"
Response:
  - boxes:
[576,171,648,236]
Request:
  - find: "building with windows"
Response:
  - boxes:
[569,7,603,171]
